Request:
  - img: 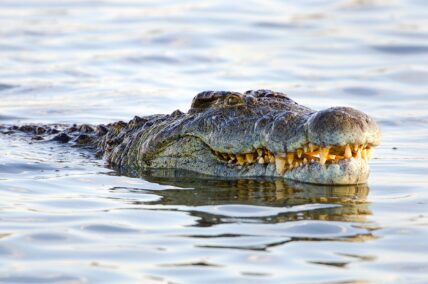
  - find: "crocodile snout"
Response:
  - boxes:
[307,107,381,147]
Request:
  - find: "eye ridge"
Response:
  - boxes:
[225,95,244,106]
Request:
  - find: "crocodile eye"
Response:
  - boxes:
[225,95,244,106]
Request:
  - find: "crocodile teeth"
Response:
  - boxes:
[236,154,245,165]
[264,154,269,161]
[344,144,352,159]
[275,156,287,175]
[319,147,329,165]
[278,152,287,158]
[361,149,368,161]
[367,147,373,160]
[287,153,294,165]
[213,142,374,171]
[356,149,362,159]
[246,153,255,163]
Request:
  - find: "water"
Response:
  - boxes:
[0,0,427,283]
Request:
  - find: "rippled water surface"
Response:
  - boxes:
[1,0,428,283]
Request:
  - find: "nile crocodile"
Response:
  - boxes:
[1,90,381,185]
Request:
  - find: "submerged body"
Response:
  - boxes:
[2,90,380,184]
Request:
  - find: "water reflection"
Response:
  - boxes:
[114,169,371,225]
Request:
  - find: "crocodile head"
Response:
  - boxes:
[108,90,380,185]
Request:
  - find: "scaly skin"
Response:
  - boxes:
[1,90,381,185]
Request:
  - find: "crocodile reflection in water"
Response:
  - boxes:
[112,169,371,225]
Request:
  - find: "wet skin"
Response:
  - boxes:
[2,90,381,185]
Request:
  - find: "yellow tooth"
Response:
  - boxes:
[236,154,245,165]
[246,153,255,163]
[329,154,336,160]
[294,161,300,168]
[362,149,368,161]
[319,147,329,165]
[257,149,263,157]
[367,147,373,160]
[278,152,287,158]
[303,145,308,152]
[266,152,275,163]
[309,143,315,152]
[344,144,352,159]
[354,144,359,152]
[356,149,362,159]
[303,158,308,164]
[287,153,294,165]
[275,156,287,175]
[297,149,303,158]
[258,157,265,164]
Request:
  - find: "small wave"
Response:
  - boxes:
[372,45,428,55]
[0,83,17,91]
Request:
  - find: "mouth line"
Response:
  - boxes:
[212,143,375,175]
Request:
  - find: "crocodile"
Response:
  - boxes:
[1,90,381,185]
